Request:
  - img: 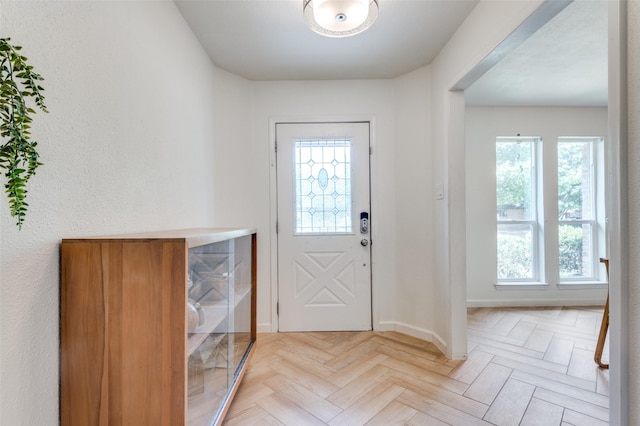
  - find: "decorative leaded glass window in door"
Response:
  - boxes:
[294,139,352,234]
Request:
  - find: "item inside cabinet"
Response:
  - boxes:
[189,255,230,306]
[197,280,228,306]
[188,349,204,397]
[200,333,224,370]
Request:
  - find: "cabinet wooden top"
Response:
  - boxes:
[62,227,256,248]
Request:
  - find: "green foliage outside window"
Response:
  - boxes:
[497,139,591,280]
[558,143,588,219]
[496,142,532,214]
[497,231,533,280]
[559,225,584,277]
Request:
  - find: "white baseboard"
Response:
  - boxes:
[393,321,435,343]
[430,331,449,358]
[377,320,449,353]
[467,298,607,308]
[378,320,433,342]
[449,352,468,361]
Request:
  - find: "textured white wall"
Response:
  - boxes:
[429,0,544,357]
[208,66,262,320]
[466,106,609,306]
[392,67,435,336]
[0,1,224,424]
[627,1,639,423]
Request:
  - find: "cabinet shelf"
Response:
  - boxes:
[187,285,251,356]
[61,228,256,426]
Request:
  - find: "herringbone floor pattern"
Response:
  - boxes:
[224,306,609,425]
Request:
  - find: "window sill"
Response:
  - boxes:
[557,281,608,290]
[495,282,549,290]
[494,281,608,291]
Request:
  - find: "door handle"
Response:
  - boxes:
[361,239,369,247]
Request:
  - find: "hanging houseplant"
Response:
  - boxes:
[0,37,48,229]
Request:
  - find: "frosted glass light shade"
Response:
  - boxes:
[303,0,378,38]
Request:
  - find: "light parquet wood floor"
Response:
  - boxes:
[224,306,610,425]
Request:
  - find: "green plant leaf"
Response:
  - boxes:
[0,37,48,229]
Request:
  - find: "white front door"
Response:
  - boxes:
[276,122,372,332]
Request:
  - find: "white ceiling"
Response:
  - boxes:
[174,0,608,106]
[465,0,608,107]
[174,0,478,80]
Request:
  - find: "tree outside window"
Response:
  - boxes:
[557,139,596,280]
[495,136,602,284]
[496,138,538,281]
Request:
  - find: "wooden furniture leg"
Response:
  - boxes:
[594,258,609,369]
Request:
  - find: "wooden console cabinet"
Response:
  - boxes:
[61,228,256,426]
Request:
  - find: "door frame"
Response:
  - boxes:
[268,115,378,333]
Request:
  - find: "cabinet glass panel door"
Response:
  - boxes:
[231,235,253,373]
[187,240,231,424]
[186,235,254,425]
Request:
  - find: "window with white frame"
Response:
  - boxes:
[496,137,540,282]
[557,137,601,281]
[495,135,605,285]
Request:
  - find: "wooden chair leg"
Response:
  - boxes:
[594,258,609,369]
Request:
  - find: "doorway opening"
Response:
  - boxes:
[452,0,626,423]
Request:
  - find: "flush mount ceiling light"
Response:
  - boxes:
[303,0,379,38]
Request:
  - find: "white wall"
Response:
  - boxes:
[392,67,435,337]
[626,1,639,423]
[208,66,265,319]
[429,0,544,358]
[466,106,609,306]
[0,1,238,424]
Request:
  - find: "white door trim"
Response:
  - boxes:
[267,115,379,333]
[606,1,628,423]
